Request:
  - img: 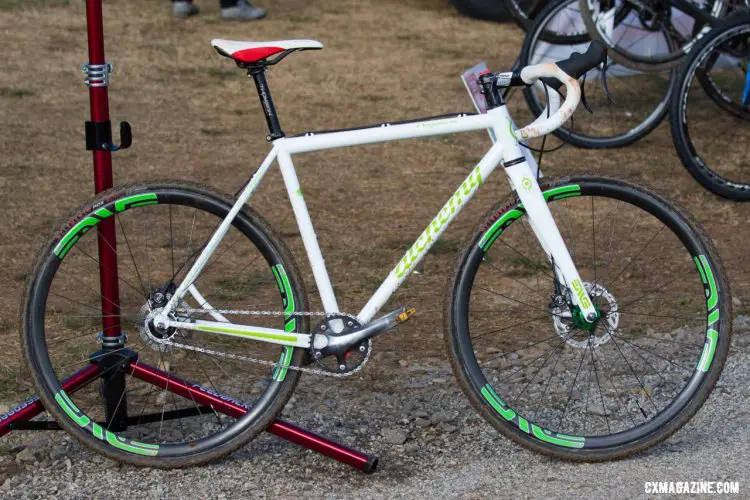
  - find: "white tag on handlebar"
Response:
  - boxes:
[461,62,489,115]
[462,62,541,178]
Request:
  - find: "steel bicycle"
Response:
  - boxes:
[22,39,731,467]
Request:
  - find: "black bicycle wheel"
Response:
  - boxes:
[22,181,308,467]
[671,12,750,200]
[446,175,731,460]
[580,0,727,72]
[506,0,590,44]
[520,0,674,148]
[450,0,511,22]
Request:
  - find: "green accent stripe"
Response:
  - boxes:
[55,193,159,259]
[518,416,530,434]
[481,385,516,420]
[195,324,297,343]
[695,256,708,284]
[699,255,718,310]
[94,207,113,218]
[478,185,581,251]
[105,431,159,456]
[698,329,718,372]
[54,218,98,258]
[55,391,90,427]
[479,208,525,250]
[531,424,585,449]
[92,423,104,440]
[271,264,297,381]
[708,309,719,326]
[542,185,580,201]
[549,193,579,201]
[114,193,158,212]
[481,384,585,449]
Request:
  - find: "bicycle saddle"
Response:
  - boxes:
[211,39,323,64]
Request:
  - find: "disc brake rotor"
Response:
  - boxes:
[552,282,619,348]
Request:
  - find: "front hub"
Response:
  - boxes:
[552,282,619,348]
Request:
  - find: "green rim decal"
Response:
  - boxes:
[271,264,296,381]
[54,193,158,259]
[55,390,160,456]
[478,185,581,251]
[694,255,720,373]
[698,329,718,372]
[55,391,90,427]
[273,346,294,382]
[105,431,159,456]
[480,384,585,448]
[193,324,297,343]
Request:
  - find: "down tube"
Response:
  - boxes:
[357,140,505,323]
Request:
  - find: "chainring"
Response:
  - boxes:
[310,314,372,374]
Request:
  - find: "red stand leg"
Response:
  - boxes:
[0,365,101,438]
[128,361,378,473]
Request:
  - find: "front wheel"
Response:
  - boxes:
[22,181,308,467]
[446,175,731,460]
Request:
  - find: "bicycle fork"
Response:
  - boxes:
[491,108,599,324]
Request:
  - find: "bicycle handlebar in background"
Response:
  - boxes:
[538,40,607,91]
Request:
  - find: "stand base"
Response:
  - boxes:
[0,362,378,473]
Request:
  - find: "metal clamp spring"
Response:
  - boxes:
[81,62,113,88]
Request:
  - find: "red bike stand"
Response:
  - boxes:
[0,0,377,474]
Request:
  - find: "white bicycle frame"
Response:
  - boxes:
[160,62,598,349]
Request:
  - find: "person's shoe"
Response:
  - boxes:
[221,0,266,21]
[172,1,200,18]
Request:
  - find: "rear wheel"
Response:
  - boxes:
[446,175,731,460]
[22,181,308,467]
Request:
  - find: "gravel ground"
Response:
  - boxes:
[1,319,748,499]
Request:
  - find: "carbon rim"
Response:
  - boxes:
[452,179,724,450]
[25,186,303,458]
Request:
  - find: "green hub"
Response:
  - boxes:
[570,304,601,331]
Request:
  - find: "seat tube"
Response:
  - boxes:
[276,147,342,320]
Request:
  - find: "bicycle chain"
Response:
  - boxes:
[149,308,369,378]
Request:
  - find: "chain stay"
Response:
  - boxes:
[156,308,366,378]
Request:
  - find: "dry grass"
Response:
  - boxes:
[1,0,749,402]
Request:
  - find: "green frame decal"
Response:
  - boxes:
[55,390,159,456]
[478,184,581,250]
[481,384,585,449]
[694,255,720,373]
[54,193,158,259]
